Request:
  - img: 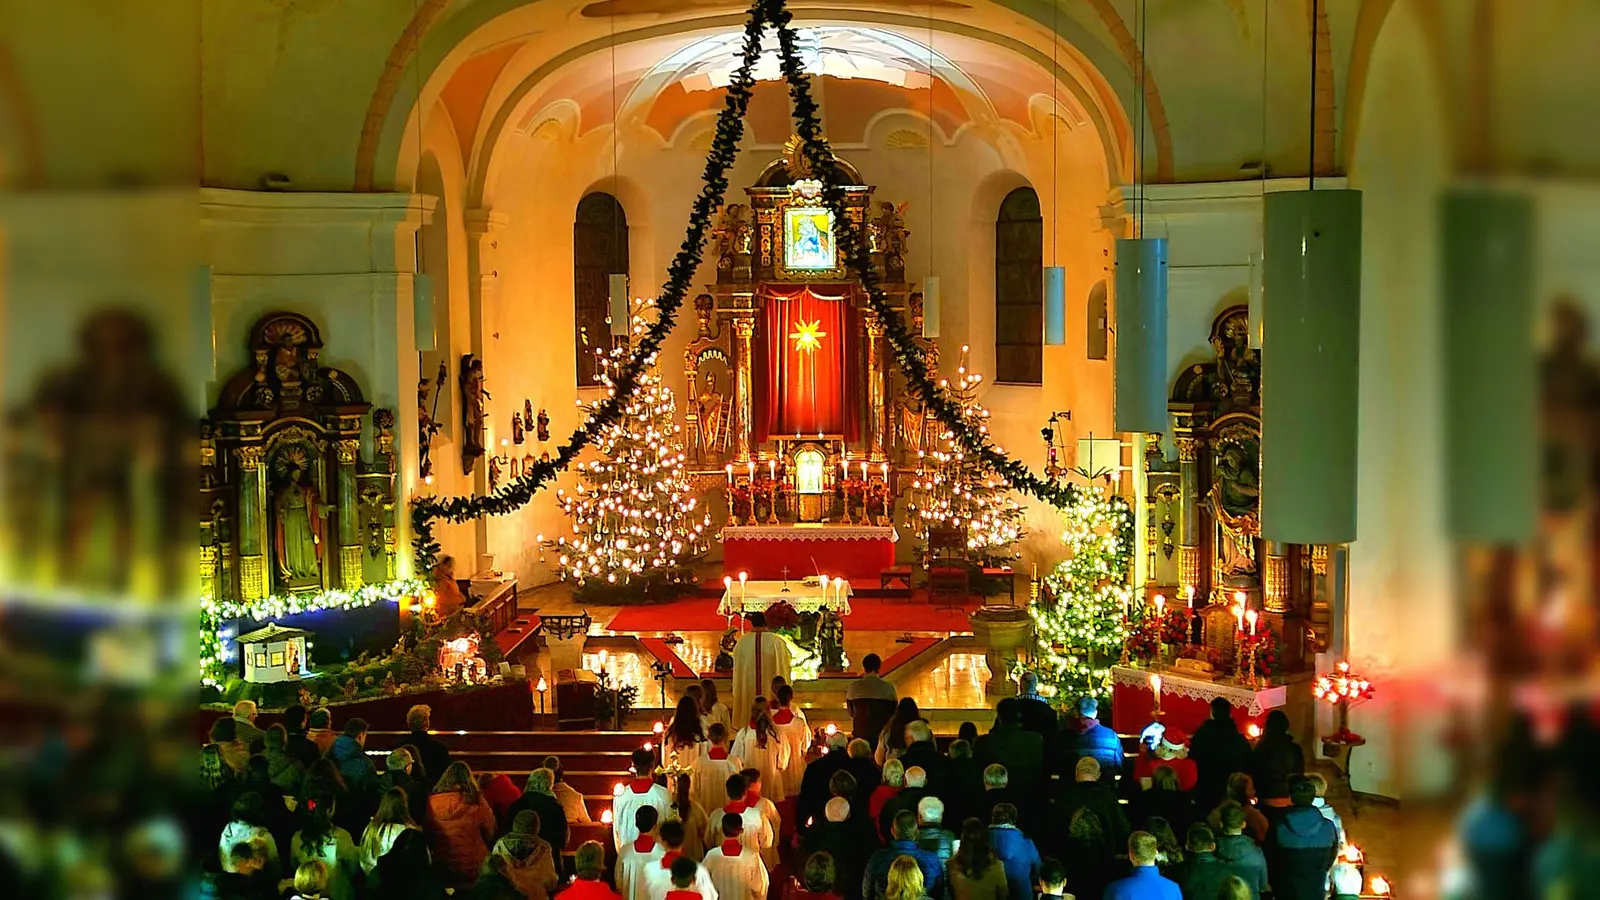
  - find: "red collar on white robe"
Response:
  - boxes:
[772,709,795,725]
[719,838,744,857]
[744,790,762,805]
[722,800,748,814]
[666,891,703,900]
[632,835,657,854]
[660,851,683,870]
[629,778,656,794]
[708,747,730,760]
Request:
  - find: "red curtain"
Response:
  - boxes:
[754,284,859,443]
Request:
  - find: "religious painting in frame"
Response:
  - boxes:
[783,206,836,271]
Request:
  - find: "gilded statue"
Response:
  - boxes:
[895,394,928,459]
[1206,442,1260,575]
[1209,315,1257,405]
[874,201,909,266]
[713,204,752,264]
[274,463,324,585]
[697,371,728,457]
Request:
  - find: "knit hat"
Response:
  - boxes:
[385,749,413,771]
[512,810,540,836]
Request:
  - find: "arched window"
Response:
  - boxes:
[994,186,1043,385]
[574,192,629,386]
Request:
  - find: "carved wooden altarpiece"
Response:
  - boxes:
[202,312,398,603]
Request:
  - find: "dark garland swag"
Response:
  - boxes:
[410,0,1078,573]
[409,2,770,570]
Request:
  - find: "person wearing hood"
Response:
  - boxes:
[985,804,1039,900]
[1264,776,1339,900]
[1211,802,1267,900]
[429,761,499,887]
[1248,711,1304,814]
[359,788,420,878]
[328,718,378,798]
[1055,697,1120,784]
[1188,698,1253,811]
[492,810,560,900]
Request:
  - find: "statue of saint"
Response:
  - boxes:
[274,466,324,582]
[1206,443,1260,575]
[460,355,489,468]
[698,372,727,456]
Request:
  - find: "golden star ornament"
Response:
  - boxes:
[789,318,826,353]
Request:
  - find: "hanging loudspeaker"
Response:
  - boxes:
[1442,187,1535,544]
[609,274,629,336]
[1044,266,1066,346]
[922,276,941,339]
[414,272,437,352]
[1260,189,1362,545]
[1113,237,1168,434]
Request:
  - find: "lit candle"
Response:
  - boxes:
[748,460,755,480]
[1233,590,1245,607]
[1154,594,1166,618]
[1150,674,1162,711]
[723,575,733,598]
[769,459,776,482]
[860,461,867,480]
[880,462,888,477]
[1185,585,1196,608]
[739,571,748,605]
[725,463,733,485]
[820,574,829,596]
[1234,606,1246,632]
[841,458,848,481]
[1245,609,1258,635]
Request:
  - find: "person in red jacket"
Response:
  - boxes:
[560,841,622,900]
[1133,724,1198,792]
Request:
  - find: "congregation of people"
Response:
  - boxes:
[199,659,1355,900]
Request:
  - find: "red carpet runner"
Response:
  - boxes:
[606,596,985,633]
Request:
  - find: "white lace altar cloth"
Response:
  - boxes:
[1110,665,1287,716]
[717,580,855,617]
[719,524,899,542]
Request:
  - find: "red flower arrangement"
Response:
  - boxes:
[1159,609,1191,646]
[866,480,890,515]
[1238,625,1281,680]
[729,483,753,518]
[752,478,777,502]
[763,600,800,630]
[1125,615,1161,663]
[841,478,865,500]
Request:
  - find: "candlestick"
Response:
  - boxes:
[1150,674,1162,713]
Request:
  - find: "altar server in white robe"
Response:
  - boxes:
[702,813,769,900]
[699,680,733,735]
[694,723,743,816]
[614,749,674,848]
[730,612,791,730]
[731,701,791,804]
[665,697,707,781]
[704,772,770,860]
[618,806,666,900]
[736,767,782,871]
[770,682,812,798]
[642,821,719,900]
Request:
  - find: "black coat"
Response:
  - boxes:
[1188,717,1254,810]
[1014,696,1059,749]
[804,818,875,900]
[798,749,852,833]
[973,724,1044,795]
[409,729,454,787]
[878,787,929,844]
[845,756,884,815]
[1053,780,1130,851]
[1249,732,1305,802]
[378,769,431,824]
[283,728,322,768]
[943,758,987,828]
[505,790,569,853]
[1130,785,1197,838]
[896,741,954,799]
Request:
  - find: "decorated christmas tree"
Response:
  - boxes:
[546,299,710,599]
[908,347,1026,565]
[1031,481,1135,700]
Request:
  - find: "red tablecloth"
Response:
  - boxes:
[1110,666,1286,736]
[721,525,896,581]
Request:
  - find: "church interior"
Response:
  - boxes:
[1,0,1598,896]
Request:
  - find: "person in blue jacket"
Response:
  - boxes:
[985,803,1039,900]
[1058,696,1123,780]
[1103,831,1181,900]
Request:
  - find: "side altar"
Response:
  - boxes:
[683,142,935,571]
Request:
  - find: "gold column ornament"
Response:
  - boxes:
[236,444,269,601]
[1264,541,1289,613]
[341,545,364,590]
[335,439,364,591]
[732,316,756,463]
[865,312,888,462]
[200,544,218,601]
[1175,436,1203,599]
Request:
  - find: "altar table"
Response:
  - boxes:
[1109,665,1287,735]
[720,524,897,581]
[717,580,855,617]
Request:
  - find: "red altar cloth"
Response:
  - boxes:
[721,524,896,581]
[1109,666,1286,736]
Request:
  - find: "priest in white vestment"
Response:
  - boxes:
[730,612,791,728]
